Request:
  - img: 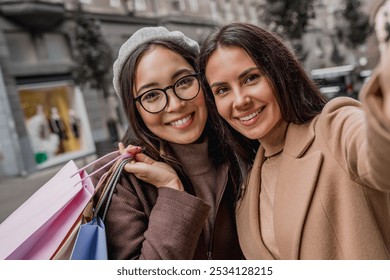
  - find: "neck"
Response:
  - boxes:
[259,120,288,158]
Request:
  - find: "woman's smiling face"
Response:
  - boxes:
[205,46,282,140]
[133,45,208,144]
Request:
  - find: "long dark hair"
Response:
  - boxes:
[119,39,251,195]
[198,22,327,125]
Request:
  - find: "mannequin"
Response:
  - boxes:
[26,105,59,163]
[49,106,68,141]
[68,109,81,139]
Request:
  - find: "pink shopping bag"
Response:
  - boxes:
[0,151,128,260]
[0,160,93,260]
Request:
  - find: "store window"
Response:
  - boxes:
[19,82,95,168]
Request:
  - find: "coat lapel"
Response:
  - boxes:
[273,151,323,259]
[273,120,323,259]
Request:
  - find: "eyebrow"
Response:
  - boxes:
[209,67,259,88]
[136,68,194,96]
[238,67,259,79]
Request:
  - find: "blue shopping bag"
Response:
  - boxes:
[70,217,107,260]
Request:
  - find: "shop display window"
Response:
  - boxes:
[19,82,95,168]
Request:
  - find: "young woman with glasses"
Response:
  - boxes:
[91,26,258,260]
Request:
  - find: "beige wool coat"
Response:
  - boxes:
[236,70,390,259]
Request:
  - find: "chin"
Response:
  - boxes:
[178,134,202,144]
[238,129,262,140]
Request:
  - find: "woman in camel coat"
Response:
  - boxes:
[198,22,390,259]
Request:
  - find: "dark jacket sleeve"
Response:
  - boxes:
[91,152,210,259]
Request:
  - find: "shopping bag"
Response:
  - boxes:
[51,154,123,260]
[50,215,84,260]
[70,158,130,260]
[0,151,131,260]
[70,217,108,260]
[0,160,94,260]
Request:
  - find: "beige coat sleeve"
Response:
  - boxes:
[317,48,390,193]
[359,46,390,192]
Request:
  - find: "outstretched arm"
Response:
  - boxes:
[379,46,390,119]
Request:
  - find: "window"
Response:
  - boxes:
[43,34,72,63]
[172,0,185,11]
[249,3,258,24]
[5,32,38,64]
[188,0,198,12]
[238,1,246,22]
[19,83,95,168]
[223,0,234,21]
[109,0,121,8]
[134,0,146,10]
[209,0,219,20]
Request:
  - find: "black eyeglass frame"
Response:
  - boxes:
[134,73,201,114]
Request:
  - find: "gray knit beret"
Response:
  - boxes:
[113,26,199,97]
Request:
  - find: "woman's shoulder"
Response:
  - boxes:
[311,97,366,157]
[316,97,365,128]
[321,97,363,114]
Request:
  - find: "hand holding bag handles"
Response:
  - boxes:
[70,157,131,260]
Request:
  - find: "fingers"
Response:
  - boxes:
[118,142,143,156]
[118,142,125,154]
[123,161,148,175]
[134,153,155,165]
[122,161,183,191]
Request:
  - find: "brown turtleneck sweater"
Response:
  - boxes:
[168,140,223,249]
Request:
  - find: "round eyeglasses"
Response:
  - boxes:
[134,73,201,114]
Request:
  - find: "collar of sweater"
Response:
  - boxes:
[261,120,288,158]
[166,138,213,177]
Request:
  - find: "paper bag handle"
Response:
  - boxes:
[71,151,133,187]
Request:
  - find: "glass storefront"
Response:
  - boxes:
[18,82,95,169]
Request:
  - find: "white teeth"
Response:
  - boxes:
[239,108,263,122]
[170,115,192,127]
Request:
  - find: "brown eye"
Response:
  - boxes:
[214,86,230,96]
[244,74,260,84]
[141,90,164,103]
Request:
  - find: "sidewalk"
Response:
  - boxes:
[0,157,96,224]
[0,166,62,223]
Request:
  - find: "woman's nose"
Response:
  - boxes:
[232,89,251,110]
[166,89,185,112]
